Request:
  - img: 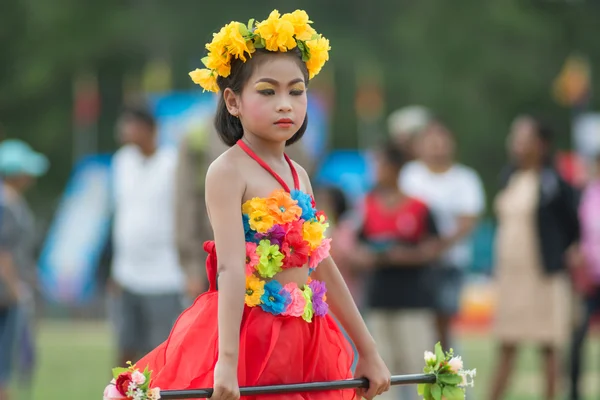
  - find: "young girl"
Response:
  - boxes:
[104,9,390,400]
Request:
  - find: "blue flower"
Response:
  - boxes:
[260,280,288,315]
[291,190,316,221]
[243,214,259,243]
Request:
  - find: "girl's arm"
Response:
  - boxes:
[204,158,246,398]
[312,255,376,352]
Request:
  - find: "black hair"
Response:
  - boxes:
[120,106,156,130]
[379,141,407,170]
[214,48,309,147]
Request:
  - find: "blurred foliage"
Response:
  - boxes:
[1,0,600,219]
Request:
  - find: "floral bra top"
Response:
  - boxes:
[237,140,330,322]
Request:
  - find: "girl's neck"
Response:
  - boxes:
[240,134,287,164]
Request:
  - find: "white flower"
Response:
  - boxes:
[448,356,463,373]
[424,351,436,364]
[147,387,161,400]
[458,369,476,388]
[132,371,146,385]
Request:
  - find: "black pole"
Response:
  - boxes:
[160,373,437,399]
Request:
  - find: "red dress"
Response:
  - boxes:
[134,141,355,399]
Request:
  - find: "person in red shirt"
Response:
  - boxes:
[353,143,442,400]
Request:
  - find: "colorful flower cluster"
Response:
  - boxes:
[418,342,476,400]
[189,9,330,93]
[241,188,330,321]
[103,362,160,400]
[245,276,328,322]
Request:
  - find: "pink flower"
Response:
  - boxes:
[245,242,259,276]
[448,356,463,373]
[308,238,331,269]
[103,383,126,400]
[131,370,146,385]
[281,283,306,317]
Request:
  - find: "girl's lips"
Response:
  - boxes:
[274,118,294,128]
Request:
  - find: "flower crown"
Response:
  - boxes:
[189,9,330,93]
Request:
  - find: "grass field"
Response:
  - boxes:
[9,320,600,400]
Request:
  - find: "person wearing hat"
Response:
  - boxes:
[0,139,48,400]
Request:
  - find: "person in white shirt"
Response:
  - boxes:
[399,119,485,349]
[109,107,185,366]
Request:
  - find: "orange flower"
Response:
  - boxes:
[266,189,302,224]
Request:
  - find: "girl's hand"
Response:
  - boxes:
[212,359,240,400]
[354,351,391,400]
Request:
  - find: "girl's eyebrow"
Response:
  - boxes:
[255,78,305,86]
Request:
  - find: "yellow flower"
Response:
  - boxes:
[189,69,219,93]
[245,275,265,307]
[303,220,326,250]
[249,210,275,233]
[305,35,330,79]
[255,10,297,52]
[223,21,255,62]
[203,53,231,78]
[242,197,275,232]
[242,197,267,215]
[282,10,316,41]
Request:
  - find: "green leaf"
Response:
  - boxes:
[247,18,255,31]
[438,373,463,385]
[417,383,426,396]
[112,367,128,380]
[431,383,442,400]
[442,386,465,400]
[424,384,432,399]
[238,23,249,37]
[201,56,210,67]
[435,342,445,364]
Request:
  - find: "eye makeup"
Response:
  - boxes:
[254,82,276,91]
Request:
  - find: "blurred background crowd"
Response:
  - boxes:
[2,1,600,399]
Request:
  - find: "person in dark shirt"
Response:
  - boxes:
[353,143,441,400]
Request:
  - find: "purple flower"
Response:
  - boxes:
[255,225,286,247]
[280,287,292,309]
[309,280,328,317]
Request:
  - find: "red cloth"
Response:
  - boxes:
[135,241,356,399]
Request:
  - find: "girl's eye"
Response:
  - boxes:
[258,89,275,96]
[290,89,304,96]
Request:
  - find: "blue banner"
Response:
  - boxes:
[38,154,113,304]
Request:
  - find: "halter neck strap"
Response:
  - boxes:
[236,139,300,193]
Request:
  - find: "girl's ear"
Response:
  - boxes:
[223,88,240,117]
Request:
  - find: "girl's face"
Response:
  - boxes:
[234,54,308,143]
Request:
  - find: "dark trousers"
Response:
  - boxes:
[569,287,600,400]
